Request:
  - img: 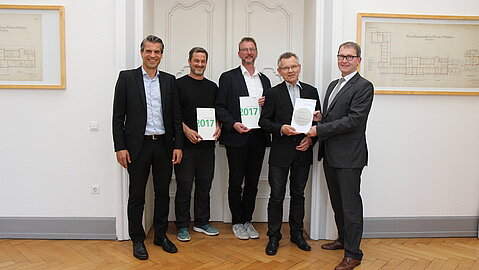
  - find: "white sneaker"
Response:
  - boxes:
[244,222,259,239]
[232,224,249,240]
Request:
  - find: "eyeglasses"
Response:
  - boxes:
[337,55,359,61]
[239,48,257,52]
[279,65,300,71]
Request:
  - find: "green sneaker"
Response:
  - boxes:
[177,228,191,242]
[193,224,219,236]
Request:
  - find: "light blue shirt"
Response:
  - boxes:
[142,67,165,135]
[286,81,302,106]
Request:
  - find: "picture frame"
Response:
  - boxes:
[357,13,479,95]
[0,5,65,89]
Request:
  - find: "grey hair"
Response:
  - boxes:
[277,52,300,67]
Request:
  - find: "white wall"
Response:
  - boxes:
[0,0,118,218]
[338,0,479,217]
[1,0,477,230]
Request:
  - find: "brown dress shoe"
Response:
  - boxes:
[334,257,361,270]
[321,240,344,250]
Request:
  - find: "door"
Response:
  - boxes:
[152,0,308,223]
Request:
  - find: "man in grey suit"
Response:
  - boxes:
[307,41,373,270]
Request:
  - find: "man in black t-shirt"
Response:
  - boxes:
[174,47,220,242]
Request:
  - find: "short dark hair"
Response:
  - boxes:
[238,37,257,50]
[140,35,164,53]
[277,52,300,67]
[188,47,208,61]
[338,41,361,57]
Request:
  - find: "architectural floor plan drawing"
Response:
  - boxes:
[363,22,479,89]
[0,14,42,81]
[0,48,37,68]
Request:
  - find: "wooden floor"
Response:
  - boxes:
[1,222,478,269]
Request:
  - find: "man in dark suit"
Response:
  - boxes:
[307,41,374,270]
[259,52,320,255]
[112,35,183,260]
[215,37,271,240]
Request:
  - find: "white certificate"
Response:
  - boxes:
[291,98,316,133]
[239,96,260,129]
[196,108,216,140]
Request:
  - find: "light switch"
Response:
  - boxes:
[89,121,99,131]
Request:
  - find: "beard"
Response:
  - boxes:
[190,67,205,76]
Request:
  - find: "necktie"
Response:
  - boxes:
[327,77,345,110]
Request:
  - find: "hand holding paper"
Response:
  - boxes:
[281,124,300,136]
[305,126,318,137]
[213,125,221,140]
[183,123,203,144]
[313,110,322,122]
[233,122,251,133]
[258,96,265,106]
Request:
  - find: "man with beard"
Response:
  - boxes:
[174,47,220,242]
[215,37,271,240]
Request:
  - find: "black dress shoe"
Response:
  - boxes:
[153,236,178,253]
[291,235,311,251]
[265,238,280,255]
[132,241,148,260]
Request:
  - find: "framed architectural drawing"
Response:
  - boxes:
[357,13,479,95]
[0,5,65,89]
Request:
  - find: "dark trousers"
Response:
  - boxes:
[267,163,310,240]
[174,147,215,229]
[225,132,266,224]
[127,137,172,242]
[323,161,364,260]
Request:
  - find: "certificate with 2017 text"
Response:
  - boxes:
[196,108,216,140]
[239,96,260,129]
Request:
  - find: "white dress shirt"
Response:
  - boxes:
[240,65,263,97]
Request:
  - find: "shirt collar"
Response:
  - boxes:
[342,71,357,82]
[240,65,260,77]
[286,81,302,90]
[141,66,159,79]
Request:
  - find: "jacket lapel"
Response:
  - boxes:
[326,73,360,113]
[234,67,249,96]
[324,80,336,114]
[279,82,294,114]
[158,71,167,115]
[259,73,269,95]
[135,67,147,110]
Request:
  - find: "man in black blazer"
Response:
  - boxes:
[259,52,320,255]
[307,42,374,270]
[112,35,183,260]
[215,37,271,240]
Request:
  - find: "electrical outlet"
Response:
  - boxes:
[90,184,100,194]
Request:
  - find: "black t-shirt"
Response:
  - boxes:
[177,75,218,149]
